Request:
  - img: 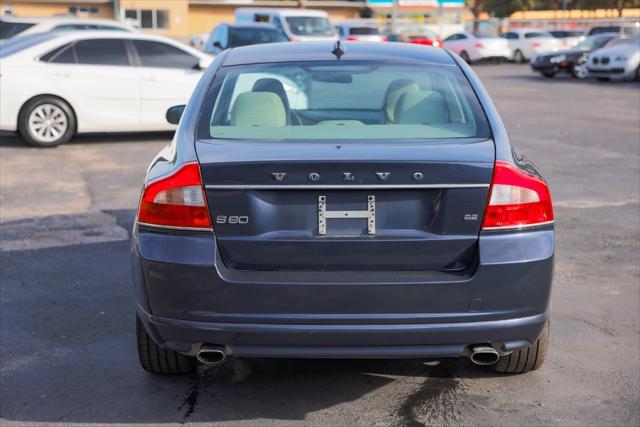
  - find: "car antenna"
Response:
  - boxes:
[332,40,345,60]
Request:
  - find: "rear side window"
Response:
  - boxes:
[132,40,198,68]
[199,62,490,141]
[74,39,129,65]
[40,43,77,63]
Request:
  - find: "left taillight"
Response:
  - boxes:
[481,161,554,230]
[137,163,212,230]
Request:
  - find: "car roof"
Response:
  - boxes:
[222,41,456,66]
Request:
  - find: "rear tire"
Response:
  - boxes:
[460,51,471,64]
[514,49,526,64]
[493,322,549,374]
[136,316,196,375]
[18,96,75,147]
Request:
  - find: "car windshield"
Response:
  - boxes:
[200,61,490,141]
[576,35,614,50]
[0,32,57,57]
[285,17,334,36]
[229,27,288,46]
[0,20,35,39]
[349,27,381,35]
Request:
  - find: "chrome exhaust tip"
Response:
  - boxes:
[469,346,500,366]
[196,346,227,366]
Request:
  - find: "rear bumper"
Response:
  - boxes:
[132,226,554,358]
[139,306,547,358]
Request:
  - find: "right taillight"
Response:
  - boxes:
[481,161,554,230]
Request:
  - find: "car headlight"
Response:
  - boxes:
[550,54,566,64]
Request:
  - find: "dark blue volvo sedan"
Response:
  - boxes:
[132,41,554,375]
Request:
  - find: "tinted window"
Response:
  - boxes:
[40,43,77,63]
[524,32,550,38]
[75,39,129,66]
[229,27,288,47]
[349,27,381,36]
[500,32,518,40]
[201,62,489,141]
[285,17,334,36]
[0,21,35,39]
[133,40,198,69]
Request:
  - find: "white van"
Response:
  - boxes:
[235,8,337,42]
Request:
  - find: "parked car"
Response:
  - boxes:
[0,31,212,147]
[586,37,640,81]
[132,41,554,376]
[443,32,511,63]
[203,23,288,55]
[500,29,559,62]
[335,22,386,42]
[549,30,585,49]
[389,29,442,47]
[0,16,134,40]
[235,8,336,42]
[531,33,618,78]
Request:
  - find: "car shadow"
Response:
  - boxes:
[0,212,507,425]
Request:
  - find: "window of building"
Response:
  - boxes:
[69,6,100,16]
[122,9,169,29]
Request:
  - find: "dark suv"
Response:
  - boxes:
[132,42,555,375]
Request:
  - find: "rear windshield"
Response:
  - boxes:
[229,27,288,46]
[349,27,381,35]
[199,61,490,141]
[0,21,35,39]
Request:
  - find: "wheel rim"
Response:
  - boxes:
[574,65,588,79]
[28,103,68,143]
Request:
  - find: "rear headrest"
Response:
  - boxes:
[393,90,449,125]
[230,92,286,127]
[384,79,419,123]
[252,78,290,111]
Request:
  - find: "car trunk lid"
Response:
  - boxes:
[197,138,494,272]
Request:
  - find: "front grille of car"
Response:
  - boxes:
[593,57,599,64]
[601,57,610,65]
[610,68,625,73]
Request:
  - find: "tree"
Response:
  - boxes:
[467,0,486,32]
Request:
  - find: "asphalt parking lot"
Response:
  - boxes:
[1,63,639,426]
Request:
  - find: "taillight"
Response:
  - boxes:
[432,39,441,47]
[137,163,212,230]
[381,36,388,42]
[481,161,554,230]
[533,42,541,48]
[346,36,358,41]
[475,42,484,48]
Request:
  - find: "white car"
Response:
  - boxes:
[500,29,560,62]
[235,8,336,42]
[443,32,511,63]
[0,31,212,147]
[587,37,640,81]
[335,22,386,42]
[0,16,134,40]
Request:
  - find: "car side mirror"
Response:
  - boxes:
[166,105,185,125]
[213,41,223,49]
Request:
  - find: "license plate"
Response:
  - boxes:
[318,195,376,236]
